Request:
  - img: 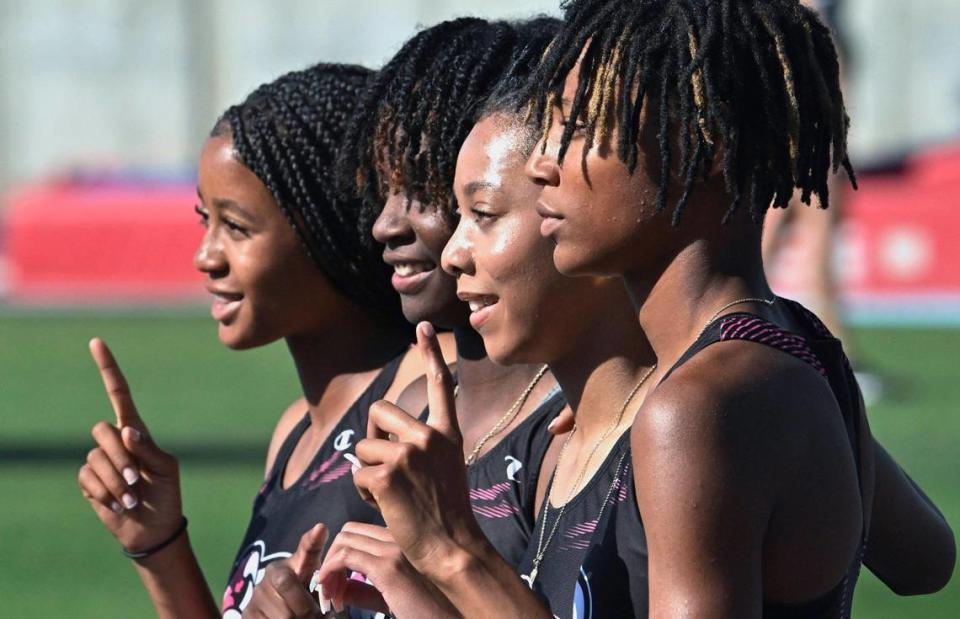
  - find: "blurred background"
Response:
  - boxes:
[1,0,957,616]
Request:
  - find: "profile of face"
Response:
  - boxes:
[525,61,673,278]
[371,187,468,328]
[194,133,342,349]
[444,113,617,365]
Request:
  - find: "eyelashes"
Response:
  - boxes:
[193,204,250,237]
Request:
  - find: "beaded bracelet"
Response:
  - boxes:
[122,517,189,560]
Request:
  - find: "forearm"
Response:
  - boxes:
[131,531,220,619]
[424,538,551,619]
[865,440,956,594]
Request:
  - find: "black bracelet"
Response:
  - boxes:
[122,517,189,560]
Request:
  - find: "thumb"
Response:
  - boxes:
[288,522,328,580]
[417,322,460,442]
[121,425,175,474]
[89,338,148,434]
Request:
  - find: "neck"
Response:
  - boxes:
[624,225,771,373]
[451,326,547,426]
[286,315,408,425]
[548,294,656,437]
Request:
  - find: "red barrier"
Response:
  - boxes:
[4,182,204,303]
[769,144,960,308]
[3,143,959,311]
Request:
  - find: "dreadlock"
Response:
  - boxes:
[338,18,520,240]
[529,0,857,226]
[212,63,406,328]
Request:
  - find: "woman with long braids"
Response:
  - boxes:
[335,1,955,618]
[77,63,426,619]
[239,18,577,618]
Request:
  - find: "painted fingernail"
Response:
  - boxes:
[122,493,138,509]
[344,453,361,474]
[127,427,142,442]
[421,322,435,338]
[309,570,320,593]
[547,417,559,431]
[332,595,344,613]
[122,467,139,485]
[110,501,123,514]
[318,584,331,614]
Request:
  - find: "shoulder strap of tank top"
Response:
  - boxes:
[660,311,827,384]
[265,412,312,486]
[368,352,407,401]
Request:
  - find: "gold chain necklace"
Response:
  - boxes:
[461,365,549,466]
[695,296,777,342]
[523,363,657,587]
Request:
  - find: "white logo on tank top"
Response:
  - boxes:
[333,429,355,451]
[505,455,523,482]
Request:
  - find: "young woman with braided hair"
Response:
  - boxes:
[329,2,954,618]
[76,63,428,619]
[217,18,578,619]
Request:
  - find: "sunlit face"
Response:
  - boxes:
[444,113,620,365]
[524,60,674,278]
[194,134,340,349]
[371,186,468,329]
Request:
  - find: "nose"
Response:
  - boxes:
[193,226,227,278]
[372,192,415,248]
[440,216,474,278]
[524,136,561,188]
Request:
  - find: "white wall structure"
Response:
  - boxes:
[0,0,956,195]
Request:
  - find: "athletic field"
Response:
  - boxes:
[1,313,956,617]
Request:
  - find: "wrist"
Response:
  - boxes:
[123,516,189,561]
[130,525,196,571]
[421,534,491,590]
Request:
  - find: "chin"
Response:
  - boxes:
[217,324,269,351]
[552,241,625,278]
[402,298,469,330]
[485,336,545,368]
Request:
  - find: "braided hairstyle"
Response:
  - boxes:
[212,63,406,327]
[528,0,857,225]
[338,18,521,240]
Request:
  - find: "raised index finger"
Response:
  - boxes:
[416,322,459,442]
[89,338,146,433]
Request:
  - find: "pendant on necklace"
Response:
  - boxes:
[521,566,538,589]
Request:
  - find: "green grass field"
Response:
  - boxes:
[1,313,957,617]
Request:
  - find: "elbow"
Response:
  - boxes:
[885,530,956,596]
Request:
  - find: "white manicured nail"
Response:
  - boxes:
[122,493,138,509]
[123,467,139,485]
[110,501,123,514]
[318,584,331,614]
[309,570,320,593]
[344,453,361,474]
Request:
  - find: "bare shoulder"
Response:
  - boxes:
[263,397,309,478]
[382,332,456,403]
[395,374,429,418]
[382,345,418,404]
[632,339,838,503]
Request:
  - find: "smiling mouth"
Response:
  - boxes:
[210,292,243,323]
[393,262,433,277]
[461,294,499,330]
[390,261,436,294]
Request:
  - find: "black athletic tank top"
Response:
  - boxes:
[520,298,868,618]
[468,387,566,568]
[220,355,403,618]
